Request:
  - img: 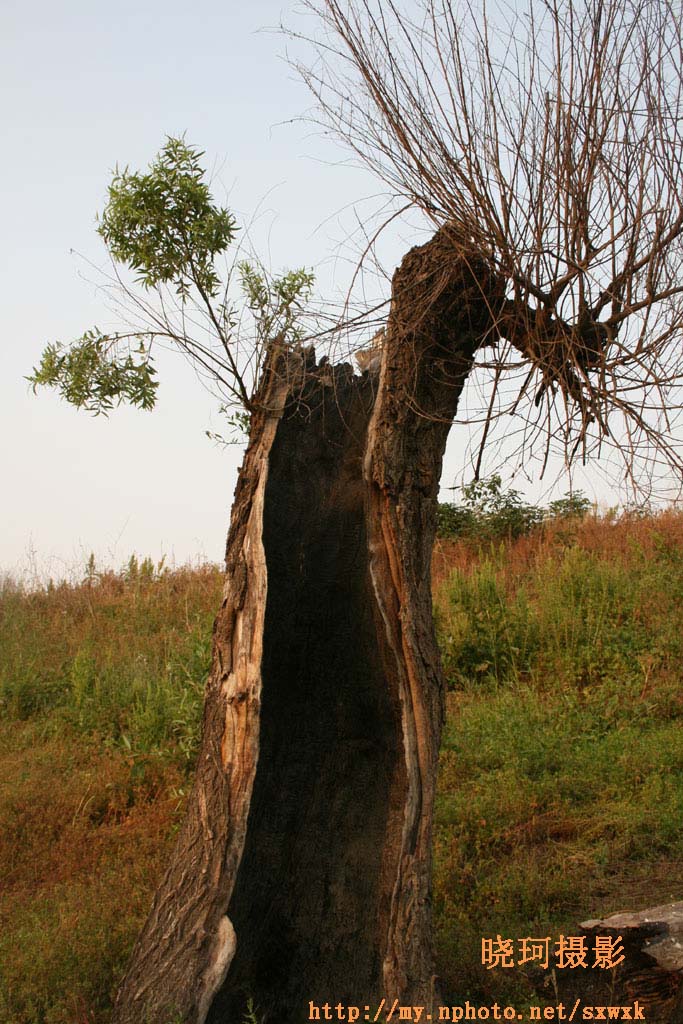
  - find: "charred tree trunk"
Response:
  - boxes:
[112,228,503,1024]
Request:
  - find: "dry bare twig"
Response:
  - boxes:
[290,0,683,492]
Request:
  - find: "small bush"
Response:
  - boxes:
[546,492,592,520]
[437,475,590,541]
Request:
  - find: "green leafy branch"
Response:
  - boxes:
[239,262,315,348]
[98,137,237,300]
[27,330,158,415]
[29,136,316,421]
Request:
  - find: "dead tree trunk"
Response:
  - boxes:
[112,227,503,1024]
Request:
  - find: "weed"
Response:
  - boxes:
[0,559,221,764]
[2,516,683,1020]
[433,511,683,1004]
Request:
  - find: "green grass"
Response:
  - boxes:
[2,514,683,1021]
[433,511,683,1003]
[0,719,188,1024]
[0,560,222,1023]
[0,561,221,763]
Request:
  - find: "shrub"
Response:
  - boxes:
[437,475,594,541]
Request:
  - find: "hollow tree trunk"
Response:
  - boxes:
[112,227,503,1024]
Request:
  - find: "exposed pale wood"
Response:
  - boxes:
[112,346,291,1024]
[363,227,503,1003]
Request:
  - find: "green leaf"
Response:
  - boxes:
[27,330,159,415]
[97,136,237,298]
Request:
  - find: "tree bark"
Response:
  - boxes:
[536,903,683,1024]
[112,227,503,1024]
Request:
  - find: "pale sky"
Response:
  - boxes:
[2,0,379,581]
[2,0,674,582]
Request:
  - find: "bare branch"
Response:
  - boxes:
[291,0,683,488]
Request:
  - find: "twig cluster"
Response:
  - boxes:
[291,0,683,491]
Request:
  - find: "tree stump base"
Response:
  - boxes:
[536,903,683,1023]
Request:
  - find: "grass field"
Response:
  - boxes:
[2,514,683,1022]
